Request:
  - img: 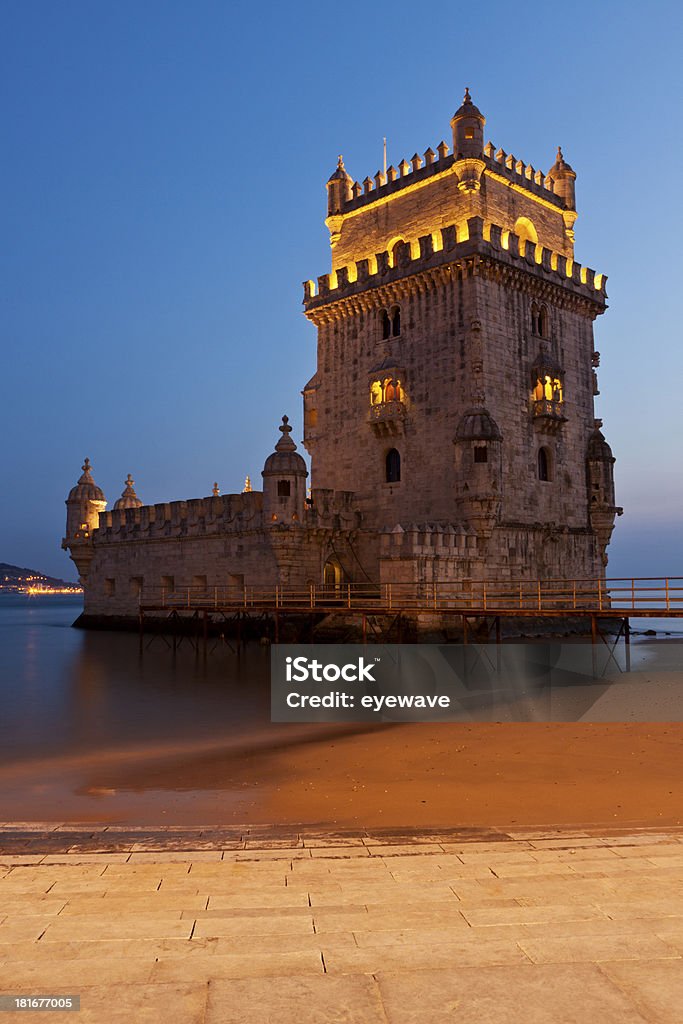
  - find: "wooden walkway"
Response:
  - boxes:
[137,577,683,650]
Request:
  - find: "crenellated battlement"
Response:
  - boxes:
[337,139,564,218]
[91,487,362,545]
[304,215,606,313]
[95,491,264,544]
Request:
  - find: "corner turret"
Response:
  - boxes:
[262,416,308,525]
[548,147,576,210]
[62,458,107,583]
[326,155,353,217]
[586,420,622,565]
[450,88,486,192]
[451,87,485,159]
[548,147,577,246]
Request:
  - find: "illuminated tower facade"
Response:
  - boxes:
[302,91,621,583]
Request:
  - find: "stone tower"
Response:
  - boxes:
[302,91,621,584]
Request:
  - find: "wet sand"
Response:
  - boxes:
[2,721,682,829]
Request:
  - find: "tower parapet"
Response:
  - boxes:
[303,215,606,315]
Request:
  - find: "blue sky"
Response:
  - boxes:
[2,1,681,580]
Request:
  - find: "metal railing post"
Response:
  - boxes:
[666,577,670,611]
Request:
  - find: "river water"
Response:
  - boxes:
[1,594,682,826]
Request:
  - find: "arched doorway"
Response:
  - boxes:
[322,557,342,597]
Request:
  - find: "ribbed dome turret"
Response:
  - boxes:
[548,147,576,211]
[587,422,614,461]
[455,407,502,442]
[549,146,575,176]
[326,155,354,216]
[451,86,485,122]
[262,417,308,477]
[113,473,143,510]
[67,458,106,503]
[327,154,352,184]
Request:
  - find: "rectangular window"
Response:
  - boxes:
[161,575,175,592]
[104,578,116,596]
[129,576,143,597]
[192,574,207,591]
[474,446,488,464]
[277,480,291,497]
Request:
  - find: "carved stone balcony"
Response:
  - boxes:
[369,400,406,436]
[532,398,566,434]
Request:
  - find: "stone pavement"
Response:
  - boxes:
[1,824,683,1022]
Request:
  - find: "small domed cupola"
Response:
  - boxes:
[587,422,614,463]
[113,473,143,511]
[326,154,353,216]
[455,407,502,443]
[450,87,486,160]
[67,457,106,504]
[262,416,308,524]
[547,146,576,210]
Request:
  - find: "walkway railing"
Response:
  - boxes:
[139,577,683,616]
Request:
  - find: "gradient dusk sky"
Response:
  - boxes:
[2,1,681,581]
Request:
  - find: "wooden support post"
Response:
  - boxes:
[362,613,367,644]
[463,614,468,645]
[624,617,631,672]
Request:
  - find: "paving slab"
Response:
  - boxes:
[376,963,651,1023]
[204,975,387,1024]
[600,959,683,1024]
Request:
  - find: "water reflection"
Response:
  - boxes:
[0,595,273,765]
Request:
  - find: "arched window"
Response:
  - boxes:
[277,480,291,497]
[537,447,550,482]
[538,305,549,338]
[380,309,391,340]
[530,302,539,335]
[386,448,401,483]
[391,306,401,337]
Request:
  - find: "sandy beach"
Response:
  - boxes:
[1,720,682,830]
